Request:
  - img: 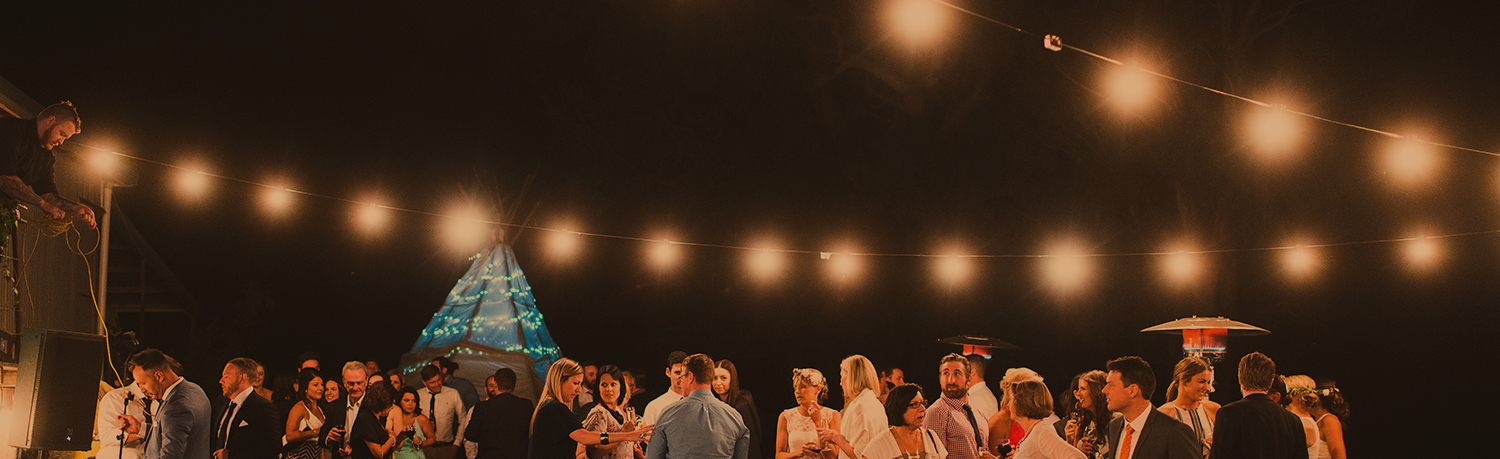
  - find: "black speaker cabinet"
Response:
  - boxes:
[8,328,106,451]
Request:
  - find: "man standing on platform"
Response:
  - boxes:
[924,353,992,459]
[1100,356,1200,459]
[0,101,96,228]
[1210,353,1308,459]
[320,362,369,459]
[641,351,689,427]
[120,349,211,459]
[213,358,280,459]
[965,354,999,423]
[462,368,534,459]
[419,364,465,459]
[645,354,748,459]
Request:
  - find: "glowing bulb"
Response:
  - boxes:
[934,254,971,287]
[1106,63,1156,114]
[746,246,784,281]
[1161,250,1199,286]
[262,186,292,215]
[1404,236,1439,270]
[1385,137,1439,186]
[442,206,490,252]
[1041,242,1091,295]
[549,229,582,260]
[91,150,121,176]
[827,252,861,284]
[888,0,949,47]
[354,202,388,235]
[175,166,210,202]
[1282,245,1317,279]
[1245,104,1304,160]
[647,239,680,271]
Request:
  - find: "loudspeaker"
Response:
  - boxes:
[8,328,106,451]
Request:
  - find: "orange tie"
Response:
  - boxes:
[1119,425,1136,459]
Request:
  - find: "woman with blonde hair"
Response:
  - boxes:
[986,367,1042,455]
[529,358,653,459]
[1283,375,1328,459]
[777,368,841,459]
[816,356,890,458]
[1157,357,1219,456]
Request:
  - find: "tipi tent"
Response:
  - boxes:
[400,244,562,401]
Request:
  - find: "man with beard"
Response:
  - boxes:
[922,353,992,459]
[0,101,96,228]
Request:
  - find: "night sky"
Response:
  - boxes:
[6,0,1499,455]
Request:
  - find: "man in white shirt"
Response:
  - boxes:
[640,351,689,427]
[98,379,148,459]
[964,354,998,424]
[1100,356,1199,459]
[320,362,369,459]
[419,364,465,459]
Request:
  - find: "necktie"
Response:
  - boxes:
[215,402,237,450]
[960,404,984,452]
[1119,424,1136,459]
[429,391,438,420]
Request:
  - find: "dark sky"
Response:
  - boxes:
[6,0,1499,455]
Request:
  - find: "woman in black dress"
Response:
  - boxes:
[349,383,399,459]
[713,359,762,459]
[530,358,654,459]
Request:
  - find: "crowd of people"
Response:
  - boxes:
[93,348,1349,459]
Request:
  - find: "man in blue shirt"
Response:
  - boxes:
[645,354,750,459]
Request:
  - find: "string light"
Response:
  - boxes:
[261,184,293,216]
[354,201,388,235]
[1385,136,1440,186]
[548,227,582,260]
[746,243,785,282]
[442,205,489,252]
[1105,62,1158,115]
[90,149,121,176]
[1244,103,1305,161]
[826,249,861,284]
[1404,234,1439,271]
[934,252,972,287]
[1282,244,1318,280]
[1041,241,1092,295]
[889,0,950,48]
[646,237,680,271]
[1161,248,1200,287]
[175,163,211,202]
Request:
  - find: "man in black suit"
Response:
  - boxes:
[1210,353,1308,459]
[462,368,534,459]
[213,358,281,459]
[1100,356,1201,459]
[321,361,371,459]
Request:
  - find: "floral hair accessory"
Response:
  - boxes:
[792,368,825,386]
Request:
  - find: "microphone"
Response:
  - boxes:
[120,391,137,441]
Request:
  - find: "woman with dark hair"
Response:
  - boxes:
[1009,381,1083,459]
[712,360,762,459]
[1157,357,1218,456]
[578,365,644,459]
[530,358,653,459]
[1283,375,1327,459]
[389,387,435,459]
[284,369,326,459]
[1054,373,1081,421]
[1309,378,1347,459]
[1057,371,1108,458]
[820,383,946,459]
[348,383,399,459]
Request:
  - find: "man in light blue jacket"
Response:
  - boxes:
[120,349,213,459]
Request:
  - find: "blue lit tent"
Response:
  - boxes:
[399,244,562,401]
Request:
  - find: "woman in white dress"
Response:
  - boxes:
[777,368,841,459]
[1283,375,1331,459]
[1308,378,1348,459]
[1157,357,1219,457]
[284,369,326,459]
[821,383,946,459]
[838,355,889,457]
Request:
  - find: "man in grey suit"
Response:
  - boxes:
[120,349,213,459]
[1100,356,1201,459]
